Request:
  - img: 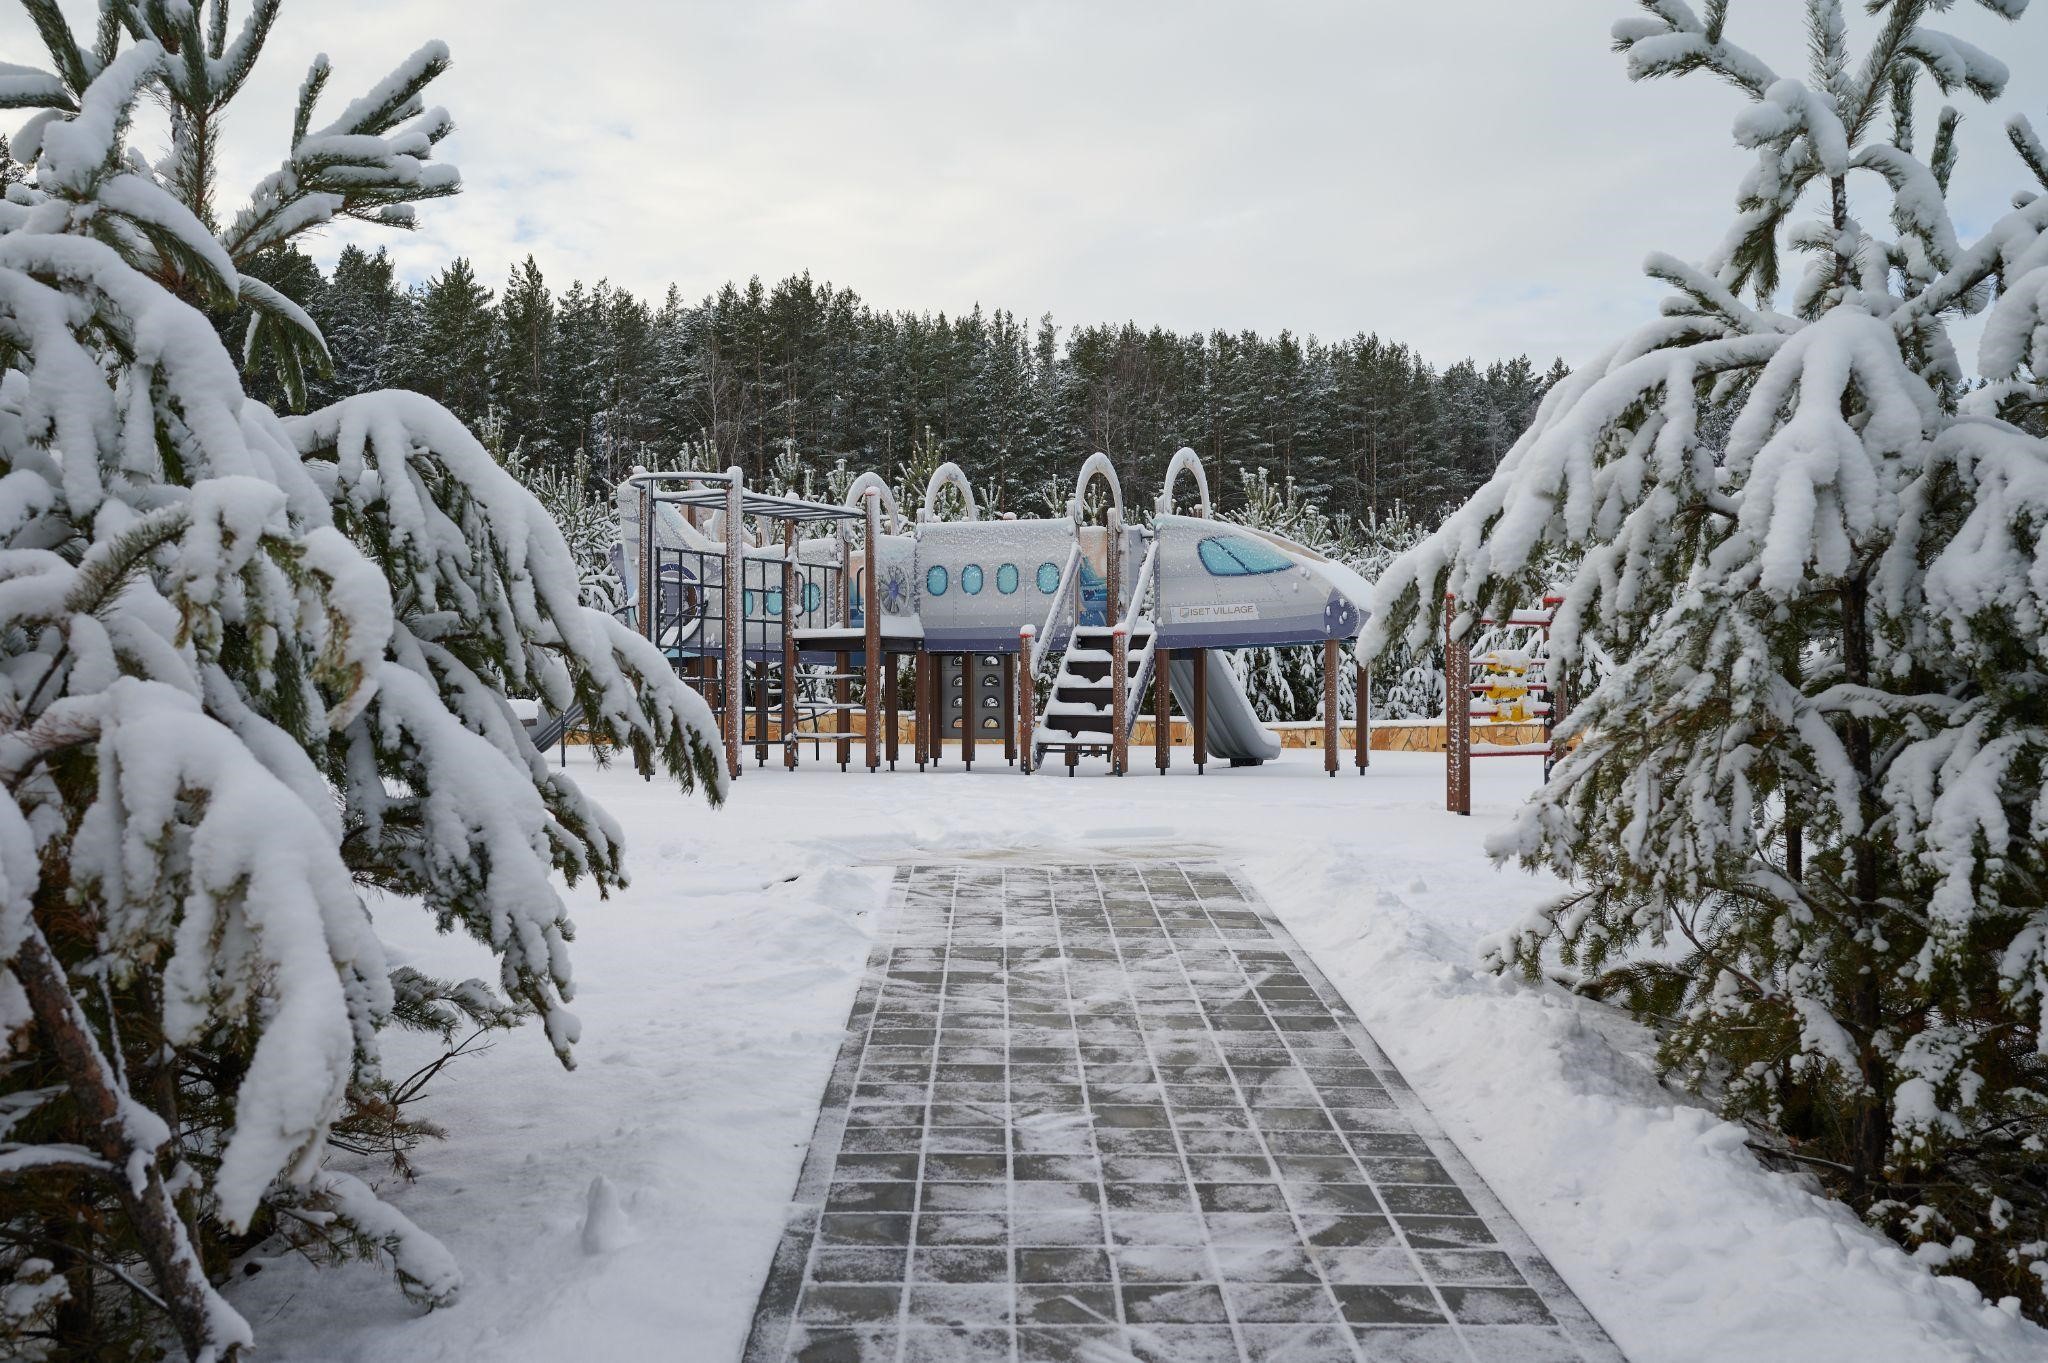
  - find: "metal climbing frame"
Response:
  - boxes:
[627,469,869,779]
[1443,592,1568,815]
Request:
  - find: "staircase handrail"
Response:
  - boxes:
[1122,548,1164,736]
[1108,534,1163,775]
[1031,540,1084,674]
[1118,534,1161,636]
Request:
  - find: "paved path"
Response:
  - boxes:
[743,861,1625,1363]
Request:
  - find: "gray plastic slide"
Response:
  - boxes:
[1166,652,1282,764]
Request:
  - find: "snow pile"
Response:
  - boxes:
[225,751,2048,1363]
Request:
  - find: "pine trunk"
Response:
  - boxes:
[1841,568,1890,1190]
[17,925,232,1362]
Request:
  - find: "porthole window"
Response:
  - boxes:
[765,589,784,615]
[997,563,1020,594]
[926,565,949,597]
[1196,535,1294,577]
[743,589,757,616]
[802,582,822,614]
[1036,562,1061,593]
[961,564,985,595]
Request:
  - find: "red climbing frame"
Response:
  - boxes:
[1444,593,1567,815]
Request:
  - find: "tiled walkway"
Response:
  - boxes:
[742,862,1625,1363]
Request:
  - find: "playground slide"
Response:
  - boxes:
[1166,651,1281,765]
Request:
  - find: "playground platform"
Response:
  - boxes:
[554,718,1551,755]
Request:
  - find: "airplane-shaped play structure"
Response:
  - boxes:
[616,449,1374,778]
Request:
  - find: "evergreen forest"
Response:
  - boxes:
[237,247,1564,520]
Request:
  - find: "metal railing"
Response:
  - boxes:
[1030,540,1084,675]
[1117,535,1162,733]
[1109,534,1161,775]
[648,546,843,656]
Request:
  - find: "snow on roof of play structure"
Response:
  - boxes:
[632,480,863,523]
[915,517,1077,561]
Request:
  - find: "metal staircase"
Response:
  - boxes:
[1029,535,1160,775]
[1034,620,1157,773]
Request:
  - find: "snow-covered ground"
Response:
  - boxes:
[228,747,2048,1363]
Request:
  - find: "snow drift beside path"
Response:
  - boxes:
[1262,851,2043,1363]
[227,750,2048,1362]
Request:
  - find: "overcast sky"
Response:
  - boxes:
[7,1,2046,367]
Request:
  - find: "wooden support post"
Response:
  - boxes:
[1191,648,1209,774]
[1002,655,1017,765]
[1542,643,1567,783]
[834,524,851,772]
[961,653,976,770]
[1323,638,1340,778]
[916,651,931,770]
[1111,627,1129,777]
[1018,627,1036,774]
[782,522,798,769]
[1356,658,1371,773]
[638,484,655,642]
[1446,611,1471,815]
[885,655,900,770]
[722,469,744,779]
[1154,645,1172,773]
[863,491,882,773]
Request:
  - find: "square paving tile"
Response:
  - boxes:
[743,861,1626,1363]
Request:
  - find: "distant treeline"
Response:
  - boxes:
[234,248,1564,522]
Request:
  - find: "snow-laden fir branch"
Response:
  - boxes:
[1368,0,2048,1314]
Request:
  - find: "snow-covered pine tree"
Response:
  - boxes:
[495,255,557,460]
[896,423,950,519]
[1349,501,1446,720]
[308,244,403,405]
[0,5,721,1358]
[497,437,624,615]
[1364,0,2048,1314]
[398,256,494,427]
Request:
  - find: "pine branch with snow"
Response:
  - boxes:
[0,8,722,1358]
[1365,0,2048,1318]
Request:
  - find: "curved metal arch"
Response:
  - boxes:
[920,462,980,523]
[1156,446,1212,519]
[843,472,906,535]
[1069,452,1124,526]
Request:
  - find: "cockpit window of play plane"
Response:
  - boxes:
[1197,536,1293,576]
